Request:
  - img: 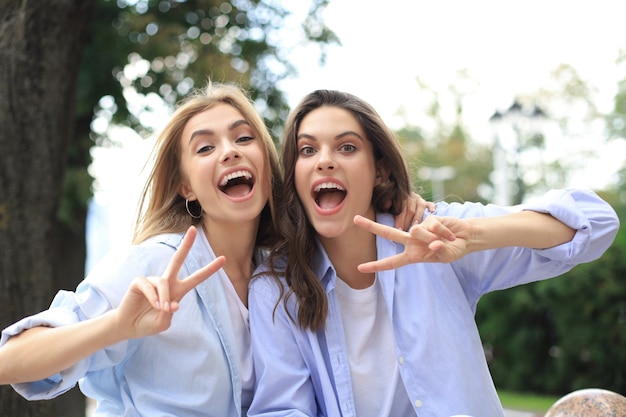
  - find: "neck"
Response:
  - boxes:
[202,218,258,306]
[319,223,377,290]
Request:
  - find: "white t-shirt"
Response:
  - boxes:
[221,272,254,409]
[335,276,414,417]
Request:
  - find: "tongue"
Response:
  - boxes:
[317,190,344,209]
[224,184,251,198]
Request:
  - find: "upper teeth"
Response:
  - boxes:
[220,170,252,186]
[314,182,344,192]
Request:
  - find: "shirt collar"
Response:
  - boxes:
[311,212,396,292]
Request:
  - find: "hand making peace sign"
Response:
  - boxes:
[114,226,226,339]
[354,214,473,273]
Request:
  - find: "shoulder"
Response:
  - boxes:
[429,199,516,218]
[87,232,186,283]
[142,232,187,251]
[250,258,287,296]
[126,232,187,265]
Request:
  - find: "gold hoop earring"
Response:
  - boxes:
[185,199,202,219]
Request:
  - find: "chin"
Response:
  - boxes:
[311,222,347,239]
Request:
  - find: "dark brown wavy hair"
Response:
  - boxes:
[267,90,412,331]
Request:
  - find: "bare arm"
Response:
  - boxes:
[466,210,575,253]
[0,226,225,385]
[0,311,123,384]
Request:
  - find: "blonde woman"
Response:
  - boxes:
[0,82,282,416]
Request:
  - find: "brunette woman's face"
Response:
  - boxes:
[294,106,382,239]
[179,103,269,226]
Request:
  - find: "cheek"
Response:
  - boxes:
[253,149,271,198]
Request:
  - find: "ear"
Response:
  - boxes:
[180,181,196,201]
[375,159,391,185]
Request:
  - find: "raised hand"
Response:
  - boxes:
[393,192,437,230]
[355,215,471,273]
[115,226,226,339]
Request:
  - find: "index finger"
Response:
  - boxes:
[162,226,198,282]
[358,253,408,273]
[177,255,226,297]
[354,215,408,244]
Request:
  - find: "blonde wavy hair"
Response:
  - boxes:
[132,81,283,249]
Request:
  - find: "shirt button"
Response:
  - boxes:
[398,356,405,365]
[415,399,423,408]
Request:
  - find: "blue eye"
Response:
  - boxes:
[340,144,356,152]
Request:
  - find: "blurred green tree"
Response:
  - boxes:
[608,47,626,144]
[397,72,493,204]
[477,210,626,396]
[475,61,626,397]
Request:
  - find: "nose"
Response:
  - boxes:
[316,147,334,171]
[221,141,241,163]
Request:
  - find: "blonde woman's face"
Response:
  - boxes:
[179,104,269,227]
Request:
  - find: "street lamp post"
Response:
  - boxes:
[489,99,546,205]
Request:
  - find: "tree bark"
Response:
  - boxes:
[0,0,95,415]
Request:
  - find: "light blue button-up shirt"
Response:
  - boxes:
[248,189,619,417]
[1,229,246,417]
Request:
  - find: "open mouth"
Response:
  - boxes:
[313,182,346,210]
[219,169,254,198]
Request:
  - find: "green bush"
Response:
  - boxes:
[477,217,626,396]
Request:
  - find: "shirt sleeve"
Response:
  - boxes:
[435,188,619,304]
[520,188,619,263]
[248,273,320,416]
[0,242,175,401]
[1,285,129,400]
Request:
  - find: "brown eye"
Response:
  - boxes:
[197,145,214,154]
[236,136,255,144]
[299,145,316,156]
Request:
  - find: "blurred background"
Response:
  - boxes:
[1,1,624,415]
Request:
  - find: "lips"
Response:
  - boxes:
[313,180,346,211]
[218,169,254,198]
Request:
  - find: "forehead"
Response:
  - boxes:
[183,103,247,135]
[298,106,363,138]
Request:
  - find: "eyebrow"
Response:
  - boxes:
[296,130,364,142]
[188,119,250,144]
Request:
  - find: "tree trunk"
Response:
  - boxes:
[0,0,95,416]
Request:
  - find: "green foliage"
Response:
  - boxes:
[477,216,626,396]
[395,72,493,204]
[85,0,336,139]
[498,390,559,413]
[397,116,492,204]
[608,47,626,140]
[396,63,626,398]
[62,0,337,230]
[390,40,626,402]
